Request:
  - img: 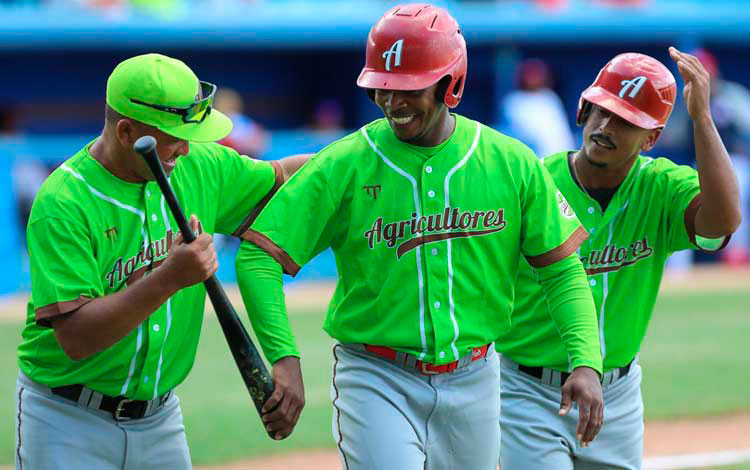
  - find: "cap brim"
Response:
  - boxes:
[582,87,661,130]
[158,108,233,143]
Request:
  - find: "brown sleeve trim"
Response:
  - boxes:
[240,229,301,276]
[232,161,285,237]
[684,193,732,252]
[526,226,589,268]
[35,296,94,327]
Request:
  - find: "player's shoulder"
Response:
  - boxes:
[182,141,243,166]
[539,150,570,171]
[636,155,697,183]
[311,119,387,169]
[30,147,97,223]
[177,141,273,176]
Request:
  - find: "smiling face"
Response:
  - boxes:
[374,82,452,147]
[580,104,661,170]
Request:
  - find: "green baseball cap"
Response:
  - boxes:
[106,53,232,142]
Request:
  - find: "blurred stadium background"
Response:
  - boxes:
[0,0,748,469]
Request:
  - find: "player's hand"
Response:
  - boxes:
[262,356,305,440]
[161,214,218,289]
[669,46,712,122]
[560,366,604,447]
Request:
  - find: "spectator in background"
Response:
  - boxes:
[1,105,49,247]
[309,98,344,135]
[214,87,269,159]
[498,58,575,158]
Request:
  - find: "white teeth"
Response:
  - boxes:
[392,115,415,125]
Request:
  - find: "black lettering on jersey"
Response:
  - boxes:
[104,229,177,288]
[364,206,507,257]
[583,236,654,275]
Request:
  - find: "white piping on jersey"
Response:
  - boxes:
[361,127,428,360]
[598,200,630,361]
[60,164,150,396]
[153,193,174,398]
[122,325,143,395]
[443,121,482,360]
[61,165,146,221]
[598,158,650,361]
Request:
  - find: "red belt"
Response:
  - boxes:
[364,344,491,375]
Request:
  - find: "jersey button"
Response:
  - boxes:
[143,376,149,383]
[434,301,441,309]
[589,227,595,234]
[427,190,435,198]
[146,190,151,198]
[431,248,438,256]
[425,166,433,174]
[153,324,160,332]
[589,279,597,287]
[151,214,158,222]
[587,207,595,214]
[439,351,446,359]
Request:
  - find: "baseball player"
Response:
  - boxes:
[14,53,309,470]
[235,4,605,469]
[497,48,741,469]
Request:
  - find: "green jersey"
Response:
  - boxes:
[498,151,706,372]
[244,115,591,365]
[18,141,279,399]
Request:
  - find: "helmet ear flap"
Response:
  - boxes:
[443,74,464,108]
[435,76,452,106]
[577,99,592,126]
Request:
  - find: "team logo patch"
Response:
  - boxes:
[619,76,648,99]
[557,191,575,219]
[104,226,118,241]
[363,184,382,200]
[382,39,404,72]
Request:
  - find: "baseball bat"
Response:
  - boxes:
[133,136,275,434]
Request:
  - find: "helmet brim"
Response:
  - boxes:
[582,87,662,130]
[357,68,447,92]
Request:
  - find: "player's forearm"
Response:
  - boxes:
[692,112,742,237]
[51,266,181,361]
[278,154,314,182]
[534,253,602,375]
[236,241,300,364]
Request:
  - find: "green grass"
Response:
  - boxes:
[1,287,748,465]
[640,289,750,419]
[180,310,336,464]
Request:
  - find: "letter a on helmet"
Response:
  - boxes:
[576,53,676,129]
[357,3,468,108]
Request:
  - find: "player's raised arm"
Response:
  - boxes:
[670,47,741,238]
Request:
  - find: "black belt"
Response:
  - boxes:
[518,359,634,385]
[51,384,170,421]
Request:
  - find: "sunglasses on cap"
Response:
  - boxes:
[130,81,216,124]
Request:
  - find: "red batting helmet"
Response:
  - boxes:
[356,3,467,108]
[576,53,676,129]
